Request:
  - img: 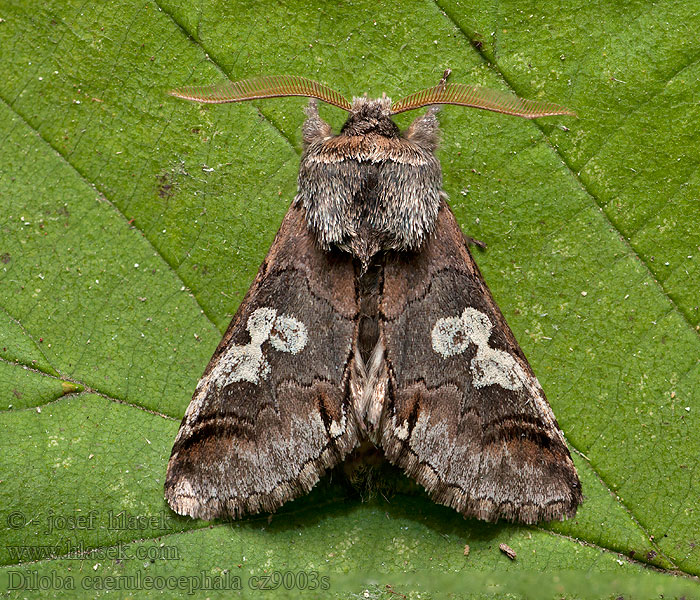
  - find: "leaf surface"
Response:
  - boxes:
[1,0,699,597]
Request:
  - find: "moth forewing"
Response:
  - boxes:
[164,204,360,519]
[378,204,581,523]
[166,73,581,523]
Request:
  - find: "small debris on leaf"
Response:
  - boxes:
[499,543,516,560]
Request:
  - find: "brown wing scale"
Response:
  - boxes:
[377,201,581,523]
[165,203,360,519]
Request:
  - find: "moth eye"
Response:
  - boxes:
[431,316,471,357]
[269,315,308,354]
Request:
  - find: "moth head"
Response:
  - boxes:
[340,96,399,137]
[168,72,576,123]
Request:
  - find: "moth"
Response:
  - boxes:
[165,71,582,524]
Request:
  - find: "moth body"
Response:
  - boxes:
[165,74,582,524]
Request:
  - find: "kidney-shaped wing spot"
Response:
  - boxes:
[432,307,529,391]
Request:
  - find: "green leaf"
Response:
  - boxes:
[1,0,699,597]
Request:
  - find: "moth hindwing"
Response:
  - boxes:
[166,73,581,523]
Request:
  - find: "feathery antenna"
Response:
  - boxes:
[391,82,575,118]
[169,75,352,112]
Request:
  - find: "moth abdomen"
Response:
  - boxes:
[356,261,382,366]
